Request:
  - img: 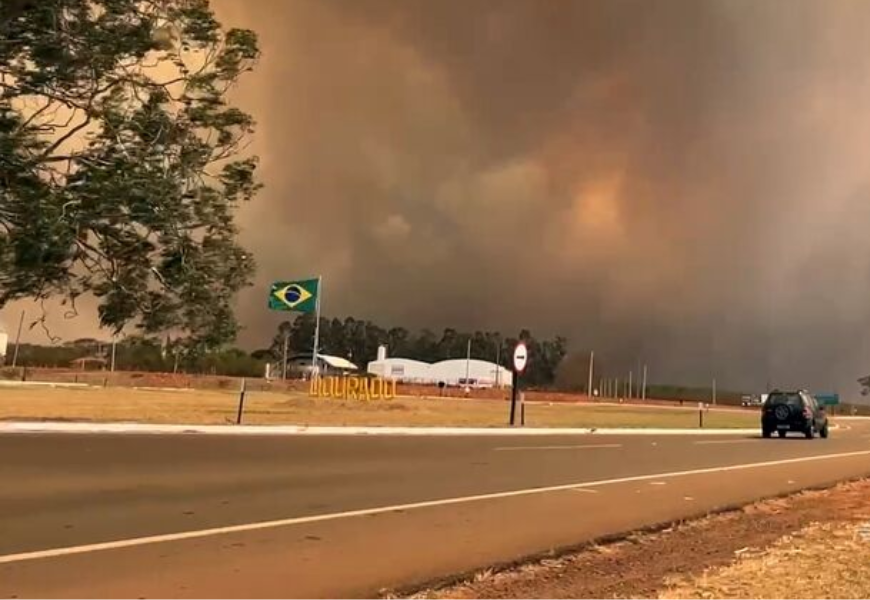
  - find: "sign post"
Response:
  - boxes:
[510,342,528,426]
[236,378,248,425]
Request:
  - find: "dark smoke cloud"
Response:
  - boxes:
[6,0,870,395]
[211,0,870,395]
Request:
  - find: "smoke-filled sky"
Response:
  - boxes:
[4,0,870,394]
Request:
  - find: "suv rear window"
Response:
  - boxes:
[767,393,804,408]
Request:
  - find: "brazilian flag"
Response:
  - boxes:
[269,278,319,313]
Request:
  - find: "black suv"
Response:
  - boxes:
[762,390,829,439]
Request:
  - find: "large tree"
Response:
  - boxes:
[0,0,260,350]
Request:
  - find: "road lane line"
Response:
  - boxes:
[494,444,622,451]
[2,448,870,565]
[694,439,758,445]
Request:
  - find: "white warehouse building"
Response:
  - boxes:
[368,357,431,383]
[367,347,511,388]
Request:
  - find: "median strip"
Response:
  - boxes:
[0,421,759,436]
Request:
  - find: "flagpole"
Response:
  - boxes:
[311,275,322,376]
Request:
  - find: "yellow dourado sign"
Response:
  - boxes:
[309,375,397,400]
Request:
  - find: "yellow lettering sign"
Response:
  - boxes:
[346,376,359,400]
[307,376,395,400]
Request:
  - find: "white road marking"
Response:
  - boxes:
[568,488,599,494]
[649,481,667,486]
[693,439,758,445]
[494,444,622,451]
[2,449,870,565]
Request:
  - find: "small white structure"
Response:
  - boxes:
[283,353,359,378]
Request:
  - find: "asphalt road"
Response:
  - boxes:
[2,420,870,598]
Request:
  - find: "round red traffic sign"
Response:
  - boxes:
[513,342,528,373]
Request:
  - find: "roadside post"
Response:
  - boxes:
[236,378,248,425]
[698,402,704,428]
[509,342,528,426]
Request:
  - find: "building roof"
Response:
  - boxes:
[368,357,432,368]
[70,356,108,365]
[287,353,359,370]
[319,354,359,370]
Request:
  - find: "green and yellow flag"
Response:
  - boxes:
[269,278,319,313]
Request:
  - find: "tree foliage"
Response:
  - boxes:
[11,335,265,377]
[0,0,260,349]
[270,314,569,387]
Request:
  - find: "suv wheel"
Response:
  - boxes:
[820,423,829,439]
[778,430,786,438]
[762,428,772,438]
[805,426,815,439]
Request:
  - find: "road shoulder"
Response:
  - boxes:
[406,478,870,599]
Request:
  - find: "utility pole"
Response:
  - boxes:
[616,377,620,399]
[495,342,502,387]
[636,358,642,400]
[642,364,648,400]
[465,338,472,386]
[282,331,289,380]
[587,351,595,397]
[10,309,24,368]
[110,335,117,373]
[628,371,633,399]
[712,378,717,405]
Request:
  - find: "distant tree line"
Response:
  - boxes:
[9,316,569,386]
[11,337,265,378]
[265,314,568,387]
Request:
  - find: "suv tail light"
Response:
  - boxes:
[803,406,812,419]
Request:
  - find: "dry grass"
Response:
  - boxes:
[661,521,870,599]
[0,385,759,428]
[404,479,870,600]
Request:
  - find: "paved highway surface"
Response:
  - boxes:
[2,419,870,598]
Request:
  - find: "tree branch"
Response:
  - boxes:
[35,114,92,161]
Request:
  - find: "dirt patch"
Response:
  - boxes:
[407,479,870,599]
